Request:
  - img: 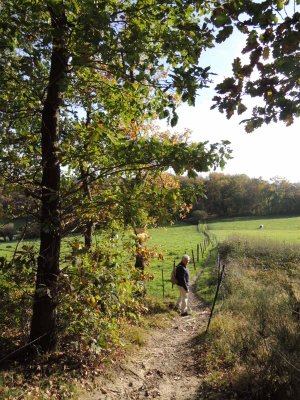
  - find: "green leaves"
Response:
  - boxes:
[211,2,300,130]
[170,114,179,127]
[216,25,234,43]
[214,13,231,27]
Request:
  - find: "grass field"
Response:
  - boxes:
[199,235,300,398]
[145,224,209,302]
[2,215,300,304]
[207,215,300,243]
[146,215,300,302]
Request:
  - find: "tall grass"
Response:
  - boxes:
[200,236,300,399]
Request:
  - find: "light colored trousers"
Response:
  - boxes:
[176,285,188,313]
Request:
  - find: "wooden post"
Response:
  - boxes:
[191,249,196,270]
[200,243,203,258]
[197,244,199,262]
[162,269,165,299]
[205,264,225,334]
[172,259,176,288]
[217,251,221,280]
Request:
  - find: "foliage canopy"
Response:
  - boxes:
[0,0,299,354]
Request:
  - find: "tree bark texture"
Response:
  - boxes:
[29,7,68,351]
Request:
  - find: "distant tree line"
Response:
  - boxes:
[180,173,300,220]
[3,173,300,228]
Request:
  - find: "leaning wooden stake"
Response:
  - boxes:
[162,268,165,299]
[172,259,176,289]
[205,263,225,334]
[217,251,221,281]
[191,249,196,270]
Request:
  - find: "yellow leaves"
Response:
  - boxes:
[86,295,97,307]
[135,227,147,234]
[117,120,140,140]
[71,0,80,13]
[149,173,180,190]
[70,239,84,251]
[86,294,102,308]
[179,202,193,219]
[135,244,164,263]
[136,232,150,243]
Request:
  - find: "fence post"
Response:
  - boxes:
[171,260,176,289]
[197,244,199,262]
[191,249,196,270]
[205,263,225,334]
[162,268,165,299]
[217,250,222,281]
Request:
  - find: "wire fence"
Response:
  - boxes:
[154,222,227,337]
[159,223,218,300]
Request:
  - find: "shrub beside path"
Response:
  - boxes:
[80,281,210,400]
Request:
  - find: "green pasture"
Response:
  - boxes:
[145,216,300,302]
[208,215,300,243]
[145,224,209,302]
[0,234,78,259]
[0,215,83,258]
[2,215,300,305]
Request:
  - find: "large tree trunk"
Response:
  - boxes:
[29,7,68,351]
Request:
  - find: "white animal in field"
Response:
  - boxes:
[259,224,264,229]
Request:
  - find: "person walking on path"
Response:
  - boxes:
[176,254,190,316]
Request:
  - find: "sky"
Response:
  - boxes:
[165,20,300,184]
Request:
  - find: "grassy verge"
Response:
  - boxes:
[198,236,300,399]
[195,246,219,305]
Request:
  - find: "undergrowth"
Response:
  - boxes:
[0,230,181,399]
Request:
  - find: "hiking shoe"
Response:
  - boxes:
[180,311,190,317]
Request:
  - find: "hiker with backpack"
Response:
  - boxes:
[175,254,190,316]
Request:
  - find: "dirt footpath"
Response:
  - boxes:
[80,282,210,400]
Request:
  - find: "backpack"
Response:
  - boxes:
[170,263,178,286]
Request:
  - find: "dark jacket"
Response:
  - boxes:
[176,262,189,292]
